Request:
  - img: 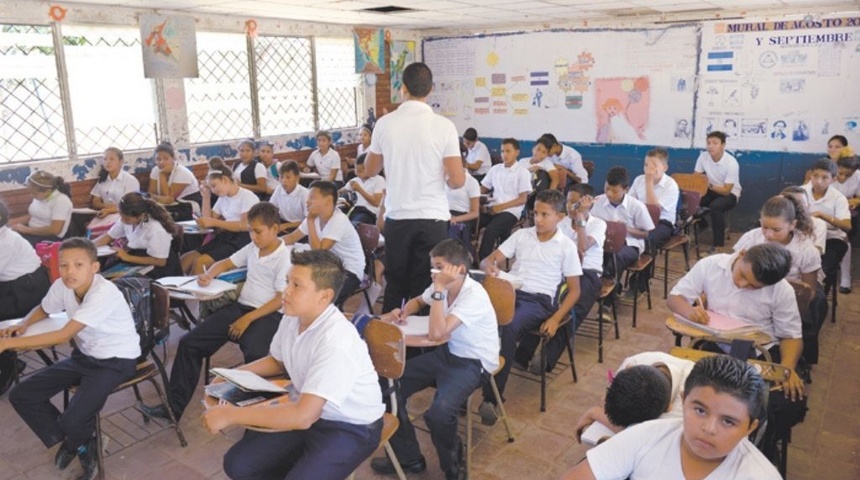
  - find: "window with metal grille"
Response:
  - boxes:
[0,24,67,163]
[314,37,360,130]
[63,25,157,156]
[185,32,253,144]
[254,35,314,136]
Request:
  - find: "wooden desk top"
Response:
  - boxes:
[670,347,790,384]
[203,378,292,432]
[665,316,773,346]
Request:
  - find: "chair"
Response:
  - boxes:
[645,202,691,299]
[577,277,619,364]
[356,320,407,480]
[677,189,704,259]
[604,221,653,328]
[350,223,381,312]
[582,160,595,180]
[671,173,708,196]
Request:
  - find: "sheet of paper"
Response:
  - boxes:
[396,315,430,336]
[496,270,524,289]
[157,276,236,296]
[581,421,616,446]
[0,313,69,337]
[96,246,116,257]
[210,368,288,393]
[72,207,98,214]
[674,312,758,335]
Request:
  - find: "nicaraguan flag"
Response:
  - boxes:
[707,51,733,71]
[530,71,549,86]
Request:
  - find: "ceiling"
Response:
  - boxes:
[37,0,860,30]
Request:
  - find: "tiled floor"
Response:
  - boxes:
[1,238,858,480]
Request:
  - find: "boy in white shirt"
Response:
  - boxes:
[372,239,499,479]
[462,127,492,181]
[519,136,560,190]
[478,189,582,424]
[478,138,532,260]
[306,131,343,187]
[629,148,680,250]
[203,250,384,480]
[562,355,781,480]
[694,131,742,253]
[341,154,386,225]
[140,203,291,422]
[804,159,852,295]
[269,160,309,233]
[283,181,365,307]
[833,155,859,293]
[542,133,589,186]
[2,238,140,480]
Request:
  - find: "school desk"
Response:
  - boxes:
[669,346,790,384]
[665,315,773,348]
[202,377,293,432]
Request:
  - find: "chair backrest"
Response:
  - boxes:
[364,319,405,381]
[171,224,185,256]
[645,203,661,226]
[603,221,628,255]
[483,275,515,327]
[583,160,595,178]
[112,276,154,357]
[788,280,813,320]
[672,173,709,196]
[678,190,702,220]
[355,222,380,259]
[151,283,171,331]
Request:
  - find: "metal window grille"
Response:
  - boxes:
[185,32,253,144]
[63,25,157,156]
[254,35,314,136]
[314,37,360,130]
[0,24,68,163]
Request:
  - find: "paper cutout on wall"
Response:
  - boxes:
[354,28,385,74]
[139,14,198,78]
[390,40,415,104]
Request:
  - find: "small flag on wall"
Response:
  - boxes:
[706,51,734,72]
[530,71,549,86]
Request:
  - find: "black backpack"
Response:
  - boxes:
[112,276,153,359]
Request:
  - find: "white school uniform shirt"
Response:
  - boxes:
[91,170,140,206]
[629,174,680,224]
[499,227,583,298]
[28,190,73,238]
[558,215,606,273]
[618,352,694,420]
[587,418,781,480]
[230,240,291,309]
[307,148,343,182]
[270,184,309,223]
[550,145,589,184]
[803,183,851,241]
[421,276,499,372]
[368,100,462,221]
[212,187,259,222]
[0,226,42,281]
[356,143,368,157]
[344,175,386,215]
[446,169,481,213]
[590,194,655,253]
[481,162,533,218]
[233,161,266,185]
[261,161,280,191]
[149,164,200,201]
[518,156,556,175]
[465,140,492,176]
[832,170,860,199]
[41,275,140,360]
[811,217,827,253]
[733,228,821,284]
[298,209,365,279]
[269,304,385,425]
[107,218,172,260]
[694,151,742,198]
[670,253,802,343]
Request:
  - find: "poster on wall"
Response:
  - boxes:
[139,14,198,78]
[354,28,385,74]
[694,17,860,153]
[390,40,416,103]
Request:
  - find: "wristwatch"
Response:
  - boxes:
[576,219,587,228]
[431,291,446,301]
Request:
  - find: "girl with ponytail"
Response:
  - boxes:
[93,192,181,278]
[91,147,140,218]
[12,170,73,245]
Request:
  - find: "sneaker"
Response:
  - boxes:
[54,443,76,471]
[370,455,427,475]
[478,400,498,426]
[138,403,172,421]
[839,286,852,294]
[76,437,99,480]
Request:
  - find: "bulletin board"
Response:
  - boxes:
[423,25,700,148]
[694,17,860,153]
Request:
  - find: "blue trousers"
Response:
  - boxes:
[10,349,135,450]
[389,344,482,475]
[223,417,383,480]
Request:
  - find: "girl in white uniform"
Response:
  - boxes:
[147,142,201,220]
[11,170,73,246]
[90,147,140,218]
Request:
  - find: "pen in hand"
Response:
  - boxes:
[398,298,407,324]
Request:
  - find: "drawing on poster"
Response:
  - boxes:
[723,118,738,138]
[675,119,692,139]
[771,120,787,140]
[671,76,689,92]
[555,52,596,96]
[742,118,768,138]
[821,120,830,135]
[792,121,810,141]
[779,78,806,93]
[595,77,649,143]
[354,28,384,74]
[844,118,858,133]
[390,40,415,104]
[781,51,808,66]
[723,88,741,107]
[759,51,778,68]
[704,118,716,135]
[139,15,198,78]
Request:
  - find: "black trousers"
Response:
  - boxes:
[10,349,136,450]
[821,238,848,291]
[0,265,51,320]
[167,303,281,418]
[382,218,448,313]
[700,192,737,247]
[348,206,377,226]
[477,211,518,261]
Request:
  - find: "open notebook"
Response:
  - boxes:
[205,369,295,407]
[674,311,760,336]
[156,276,237,296]
[396,316,430,336]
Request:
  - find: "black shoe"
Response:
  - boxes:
[76,437,99,480]
[370,455,427,475]
[54,443,76,471]
[445,441,468,480]
[839,286,851,294]
[138,403,172,421]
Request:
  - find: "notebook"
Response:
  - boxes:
[496,270,524,290]
[101,263,154,279]
[204,382,287,407]
[396,315,430,336]
[156,276,237,296]
[209,368,289,394]
[674,311,760,336]
[581,421,616,446]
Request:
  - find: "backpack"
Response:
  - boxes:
[112,276,153,359]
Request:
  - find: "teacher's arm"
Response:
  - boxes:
[444,156,466,189]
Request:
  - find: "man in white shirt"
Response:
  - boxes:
[366,62,465,312]
[478,138,532,260]
[462,127,492,181]
[542,133,589,186]
[629,148,680,250]
[694,131,741,252]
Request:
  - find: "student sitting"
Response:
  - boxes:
[344,123,373,175]
[695,130,742,254]
[478,189,581,424]
[269,160,309,234]
[542,133,589,186]
[341,154,386,226]
[804,159,851,294]
[462,127,492,182]
[562,355,781,480]
[306,130,343,187]
[90,147,140,219]
[258,141,280,199]
[628,148,680,250]
[372,239,499,479]
[782,186,827,254]
[519,135,560,191]
[202,250,384,480]
[2,238,140,480]
[446,158,481,257]
[832,155,860,293]
[477,138,532,261]
[93,192,180,279]
[147,142,201,215]
[282,181,365,307]
[10,170,73,246]
[140,202,291,422]
[0,201,52,395]
[180,165,259,275]
[233,139,268,200]
[590,166,654,287]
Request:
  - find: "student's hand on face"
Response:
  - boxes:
[200,182,211,197]
[433,264,460,290]
[783,369,806,402]
[201,406,232,434]
[228,316,253,340]
[574,195,593,220]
